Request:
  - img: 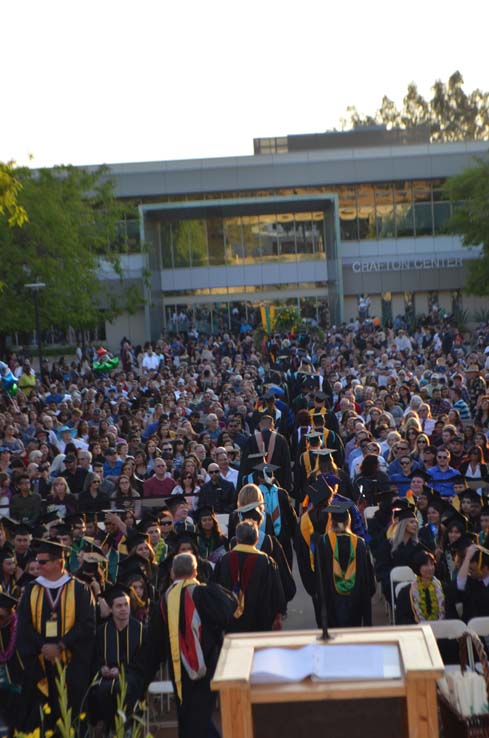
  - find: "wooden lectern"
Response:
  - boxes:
[211,625,444,738]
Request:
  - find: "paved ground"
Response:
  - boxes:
[151,561,390,735]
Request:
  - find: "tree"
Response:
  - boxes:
[0,161,28,227]
[343,71,489,142]
[0,164,141,348]
[444,159,489,295]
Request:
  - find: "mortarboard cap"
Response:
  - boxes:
[165,494,189,510]
[323,499,353,515]
[314,392,327,402]
[306,476,335,508]
[125,529,150,551]
[247,452,267,460]
[0,591,18,610]
[409,469,432,483]
[196,505,215,518]
[306,430,323,441]
[103,583,132,606]
[393,507,417,522]
[262,390,276,401]
[441,508,468,531]
[117,554,148,581]
[450,532,478,555]
[310,447,336,456]
[13,523,33,536]
[253,462,280,474]
[31,538,69,558]
[31,524,49,539]
[0,516,19,533]
[65,514,86,527]
[0,549,16,564]
[38,511,63,526]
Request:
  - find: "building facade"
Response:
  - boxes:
[97,135,487,346]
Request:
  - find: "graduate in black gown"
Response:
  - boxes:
[0,591,23,730]
[136,552,237,738]
[15,539,96,732]
[229,488,296,605]
[238,413,292,492]
[240,462,297,567]
[213,520,286,632]
[313,499,375,628]
[455,542,489,621]
[88,583,145,733]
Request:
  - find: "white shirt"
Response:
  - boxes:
[221,466,238,489]
[142,353,160,371]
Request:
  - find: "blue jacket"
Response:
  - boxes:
[426,466,459,498]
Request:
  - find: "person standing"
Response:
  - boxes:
[16,540,96,731]
[138,552,237,738]
[313,499,375,628]
[214,520,285,632]
[238,413,292,491]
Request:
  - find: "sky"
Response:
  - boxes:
[2,0,489,168]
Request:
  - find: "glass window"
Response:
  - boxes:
[357,184,376,240]
[187,220,208,267]
[375,184,395,239]
[433,198,452,235]
[224,217,244,265]
[160,224,173,269]
[395,185,414,238]
[413,184,433,237]
[404,292,415,327]
[207,218,225,265]
[276,214,296,256]
[338,187,358,241]
[241,215,261,263]
[125,218,141,252]
[172,222,191,268]
[259,214,280,261]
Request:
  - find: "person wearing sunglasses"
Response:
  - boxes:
[426,449,459,499]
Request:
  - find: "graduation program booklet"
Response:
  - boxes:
[250,643,401,684]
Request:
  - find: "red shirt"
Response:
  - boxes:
[143,475,176,498]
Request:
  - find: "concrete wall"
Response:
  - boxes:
[104,310,146,351]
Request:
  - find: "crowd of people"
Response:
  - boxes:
[2,317,489,736]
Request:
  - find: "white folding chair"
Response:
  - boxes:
[389,566,416,624]
[467,617,489,672]
[364,505,379,521]
[216,514,229,537]
[145,678,177,732]
[429,620,468,672]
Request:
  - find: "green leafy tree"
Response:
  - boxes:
[0,161,28,227]
[343,71,489,142]
[0,164,141,348]
[444,159,489,295]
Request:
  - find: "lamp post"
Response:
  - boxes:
[24,282,46,374]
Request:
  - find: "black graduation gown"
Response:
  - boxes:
[213,547,285,632]
[228,533,296,604]
[0,617,24,728]
[456,578,489,622]
[158,555,213,595]
[16,576,96,731]
[374,538,424,599]
[87,617,144,727]
[133,582,237,738]
[313,532,375,628]
[238,431,292,492]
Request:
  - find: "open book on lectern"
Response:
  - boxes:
[250,643,401,684]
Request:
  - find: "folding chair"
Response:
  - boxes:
[429,619,468,672]
[216,514,229,537]
[364,505,379,522]
[467,617,489,672]
[389,566,415,624]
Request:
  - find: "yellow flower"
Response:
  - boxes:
[45,731,54,738]
[79,713,86,721]
[42,704,52,715]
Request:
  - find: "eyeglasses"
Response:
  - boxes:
[92,481,101,485]
[209,470,220,474]
[398,447,409,452]
[400,461,411,466]
[437,455,449,460]
[37,559,51,566]
[418,440,428,444]
[161,521,172,526]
